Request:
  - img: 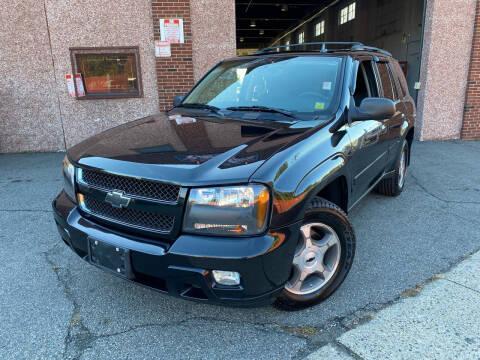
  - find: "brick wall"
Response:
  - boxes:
[462,0,480,140]
[151,0,194,111]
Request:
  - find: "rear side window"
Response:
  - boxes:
[391,61,409,98]
[376,62,396,101]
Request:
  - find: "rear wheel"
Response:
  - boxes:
[274,197,355,310]
[375,139,408,197]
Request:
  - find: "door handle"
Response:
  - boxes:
[363,128,380,145]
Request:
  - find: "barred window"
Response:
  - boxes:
[298,32,305,44]
[340,2,356,25]
[315,21,325,37]
[70,47,143,99]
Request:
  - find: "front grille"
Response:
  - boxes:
[80,169,180,203]
[82,195,174,233]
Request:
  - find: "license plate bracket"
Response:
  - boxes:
[88,238,133,279]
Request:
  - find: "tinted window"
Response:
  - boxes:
[184,56,344,117]
[377,62,396,100]
[391,61,409,98]
[354,61,379,106]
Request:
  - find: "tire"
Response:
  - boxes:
[375,139,409,197]
[274,197,356,310]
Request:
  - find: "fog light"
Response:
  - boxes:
[212,270,240,286]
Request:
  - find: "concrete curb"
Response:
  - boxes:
[305,251,480,360]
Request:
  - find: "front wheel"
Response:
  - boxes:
[274,197,356,310]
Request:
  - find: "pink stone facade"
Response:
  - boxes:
[0,0,479,153]
[45,0,160,149]
[190,0,237,81]
[0,1,65,152]
[1,0,159,152]
[416,0,477,140]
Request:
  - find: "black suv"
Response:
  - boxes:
[53,42,415,309]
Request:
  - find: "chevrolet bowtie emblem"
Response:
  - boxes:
[105,190,131,208]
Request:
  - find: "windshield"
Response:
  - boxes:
[182,56,344,119]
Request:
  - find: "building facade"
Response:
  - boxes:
[0,0,478,153]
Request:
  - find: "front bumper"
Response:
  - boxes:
[53,191,300,307]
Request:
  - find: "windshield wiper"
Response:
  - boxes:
[177,103,221,114]
[226,106,295,119]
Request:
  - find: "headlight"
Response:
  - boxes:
[183,184,270,236]
[62,156,76,202]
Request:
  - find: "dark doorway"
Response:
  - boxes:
[235,0,425,99]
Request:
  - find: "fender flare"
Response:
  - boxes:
[293,154,349,218]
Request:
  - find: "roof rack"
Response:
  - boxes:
[253,42,392,57]
[350,44,392,57]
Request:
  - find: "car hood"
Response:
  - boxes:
[68,112,317,186]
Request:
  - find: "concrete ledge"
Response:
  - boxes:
[305,251,480,360]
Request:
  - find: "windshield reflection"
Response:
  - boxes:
[183,56,343,119]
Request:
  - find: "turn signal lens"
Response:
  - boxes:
[257,188,270,230]
[77,193,85,207]
[62,156,76,203]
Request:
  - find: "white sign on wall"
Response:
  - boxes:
[65,74,76,98]
[74,73,85,97]
[160,19,184,44]
[155,40,171,57]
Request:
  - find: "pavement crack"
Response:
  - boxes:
[334,340,366,360]
[442,278,480,296]
[43,247,96,360]
[409,172,480,205]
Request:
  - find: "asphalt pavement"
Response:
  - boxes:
[0,140,479,359]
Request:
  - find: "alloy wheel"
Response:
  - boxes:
[285,222,341,295]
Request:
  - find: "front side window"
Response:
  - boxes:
[183,56,344,118]
[70,47,142,99]
[354,60,379,106]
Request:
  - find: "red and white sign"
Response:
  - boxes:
[155,40,171,57]
[65,74,76,98]
[160,19,184,44]
[74,73,85,97]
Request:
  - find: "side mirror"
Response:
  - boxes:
[173,94,186,107]
[352,98,396,121]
